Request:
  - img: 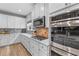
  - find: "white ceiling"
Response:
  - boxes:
[0,3,33,16]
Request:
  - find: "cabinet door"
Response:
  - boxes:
[0,14,8,28]
[31,9,35,19]
[20,35,31,53]
[49,3,66,14]
[15,34,22,43]
[38,43,48,56]
[26,37,30,52]
[34,4,40,19]
[14,17,26,28]
[29,39,39,56]
[30,39,35,55]
[8,16,26,28]
[8,16,15,28]
[33,41,39,56]
[39,3,45,17]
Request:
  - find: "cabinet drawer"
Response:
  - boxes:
[39,44,48,52]
[39,49,48,55]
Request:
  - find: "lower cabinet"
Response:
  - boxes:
[20,34,49,56]
[31,41,49,56]
[22,36,31,53]
[38,43,49,56]
[30,40,39,56]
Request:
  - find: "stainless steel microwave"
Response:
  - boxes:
[33,16,45,27]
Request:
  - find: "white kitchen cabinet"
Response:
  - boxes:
[38,43,49,56]
[34,3,46,18]
[30,39,35,55]
[21,35,30,50]
[14,17,26,28]
[8,16,15,28]
[32,3,45,19]
[0,14,8,28]
[0,14,26,28]
[14,34,22,43]
[19,34,49,56]
[26,37,30,52]
[30,40,48,56]
[34,4,40,19]
[32,40,39,56]
[39,3,45,17]
[19,35,31,54]
[31,9,35,20]
[8,16,26,28]
[32,4,40,19]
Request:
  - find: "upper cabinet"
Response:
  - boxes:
[8,16,15,28]
[8,16,26,28]
[34,4,40,19]
[0,14,26,28]
[39,3,45,17]
[32,3,46,19]
[31,9,35,20]
[0,14,8,28]
[14,17,26,28]
[26,13,33,31]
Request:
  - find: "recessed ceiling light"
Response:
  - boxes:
[41,7,44,11]
[18,9,22,12]
[66,11,70,12]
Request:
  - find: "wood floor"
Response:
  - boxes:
[0,43,31,56]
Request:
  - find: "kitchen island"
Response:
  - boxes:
[18,33,50,56]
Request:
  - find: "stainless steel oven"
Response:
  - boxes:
[51,20,79,55]
[64,26,79,49]
[51,27,67,45]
